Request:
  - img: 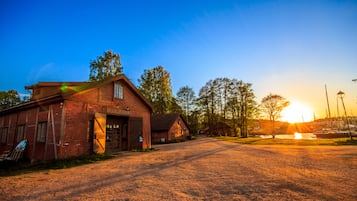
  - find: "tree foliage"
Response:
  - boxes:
[261,93,290,122]
[260,93,290,137]
[0,90,21,110]
[176,86,196,121]
[89,50,123,81]
[197,77,257,137]
[138,66,174,114]
[169,97,183,114]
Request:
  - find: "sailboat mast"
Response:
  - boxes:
[325,84,331,119]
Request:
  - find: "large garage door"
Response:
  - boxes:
[93,113,106,154]
[129,117,142,150]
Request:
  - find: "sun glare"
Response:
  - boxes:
[281,101,314,123]
[294,132,302,139]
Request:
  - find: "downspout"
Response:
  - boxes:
[59,101,66,158]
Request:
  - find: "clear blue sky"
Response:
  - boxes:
[1,0,356,118]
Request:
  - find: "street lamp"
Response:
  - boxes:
[337,90,353,140]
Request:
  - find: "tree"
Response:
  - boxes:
[138,66,174,114]
[169,97,183,114]
[0,90,21,110]
[176,86,196,123]
[188,110,201,136]
[261,93,290,138]
[89,50,123,81]
[225,79,257,137]
[197,78,257,137]
[198,80,220,135]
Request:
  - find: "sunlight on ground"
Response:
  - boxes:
[294,132,302,140]
[281,101,314,123]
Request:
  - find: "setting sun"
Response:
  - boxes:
[281,101,314,123]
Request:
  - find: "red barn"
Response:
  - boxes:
[0,75,153,162]
[151,113,190,144]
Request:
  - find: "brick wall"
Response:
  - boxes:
[0,77,152,161]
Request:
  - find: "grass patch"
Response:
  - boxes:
[215,136,357,146]
[0,153,117,177]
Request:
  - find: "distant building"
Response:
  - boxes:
[201,122,233,136]
[0,75,153,162]
[151,113,190,143]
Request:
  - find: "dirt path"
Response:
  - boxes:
[1,137,356,201]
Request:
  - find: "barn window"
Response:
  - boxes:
[114,82,123,99]
[16,125,25,142]
[36,122,47,142]
[0,127,8,144]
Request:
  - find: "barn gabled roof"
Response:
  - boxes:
[1,74,153,114]
[98,75,153,112]
[151,113,188,132]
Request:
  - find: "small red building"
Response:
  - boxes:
[0,75,153,162]
[202,122,233,136]
[151,113,190,143]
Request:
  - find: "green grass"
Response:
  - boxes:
[0,153,117,177]
[215,136,357,146]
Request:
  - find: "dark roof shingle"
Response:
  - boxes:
[151,113,182,131]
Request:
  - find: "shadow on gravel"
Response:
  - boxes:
[2,136,347,201]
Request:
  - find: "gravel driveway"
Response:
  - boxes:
[1,136,356,201]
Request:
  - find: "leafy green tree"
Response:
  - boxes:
[261,93,290,138]
[138,66,173,114]
[237,82,257,137]
[198,80,220,135]
[197,84,210,133]
[89,50,123,81]
[169,97,183,114]
[189,110,201,135]
[176,86,196,122]
[226,79,256,137]
[0,90,21,110]
[198,78,257,137]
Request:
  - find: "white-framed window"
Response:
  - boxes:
[114,82,124,99]
[36,122,47,142]
[0,127,8,144]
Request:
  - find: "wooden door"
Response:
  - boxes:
[129,117,143,150]
[121,123,128,150]
[93,113,106,154]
